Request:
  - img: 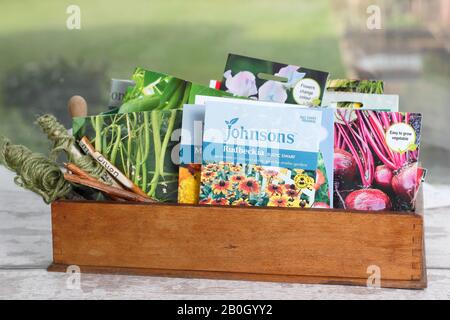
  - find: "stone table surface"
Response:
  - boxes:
[1,166,450,300]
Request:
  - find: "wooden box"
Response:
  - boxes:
[47,195,426,290]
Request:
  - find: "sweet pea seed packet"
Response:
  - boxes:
[220,54,329,106]
[200,101,325,208]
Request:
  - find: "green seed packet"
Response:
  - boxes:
[103,67,235,115]
[73,110,182,202]
[74,68,234,202]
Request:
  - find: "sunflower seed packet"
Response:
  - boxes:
[200,101,324,208]
[220,54,329,106]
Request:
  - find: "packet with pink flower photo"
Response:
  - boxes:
[220,54,329,107]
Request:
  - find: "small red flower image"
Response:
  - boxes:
[210,198,228,206]
[238,178,260,194]
[205,163,218,171]
[201,170,217,180]
[268,195,289,207]
[199,198,212,205]
[231,175,245,183]
[232,199,250,206]
[283,183,299,198]
[229,164,242,173]
[253,165,264,172]
[212,179,230,194]
[266,183,282,195]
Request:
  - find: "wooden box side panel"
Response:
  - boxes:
[51,201,423,282]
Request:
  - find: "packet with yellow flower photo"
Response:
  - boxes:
[178,104,205,204]
[200,101,324,208]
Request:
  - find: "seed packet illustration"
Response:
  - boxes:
[220,54,329,106]
[333,109,423,212]
[200,101,323,208]
[195,95,334,208]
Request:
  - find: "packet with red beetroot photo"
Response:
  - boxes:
[333,109,424,212]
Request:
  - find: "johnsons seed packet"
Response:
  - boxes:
[200,101,324,208]
[195,95,334,207]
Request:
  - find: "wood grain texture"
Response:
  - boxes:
[50,200,425,288]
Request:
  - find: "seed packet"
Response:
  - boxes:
[323,91,399,111]
[105,67,234,115]
[108,79,135,109]
[195,95,334,208]
[176,89,236,204]
[178,104,205,204]
[220,54,329,106]
[327,79,384,94]
[333,109,423,212]
[200,101,324,208]
[73,110,183,202]
[80,67,235,203]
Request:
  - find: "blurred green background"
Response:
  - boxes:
[0,0,449,182]
[0,0,344,150]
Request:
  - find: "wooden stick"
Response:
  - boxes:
[64,173,155,203]
[64,163,123,201]
[64,163,99,183]
[79,136,150,199]
[68,95,88,118]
